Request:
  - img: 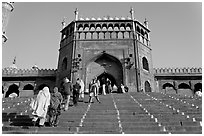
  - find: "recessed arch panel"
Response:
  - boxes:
[23,84,34,90]
[145,81,151,92]
[142,57,149,71]
[178,83,191,89]
[5,84,19,97]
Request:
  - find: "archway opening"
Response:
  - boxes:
[23,84,34,90]
[85,52,123,90]
[5,84,19,97]
[178,83,192,96]
[35,84,49,95]
[145,81,151,92]
[178,83,191,89]
[162,83,176,94]
[194,83,202,93]
[97,72,117,94]
[97,72,116,86]
[162,83,174,89]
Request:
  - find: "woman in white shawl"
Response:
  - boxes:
[32,86,50,127]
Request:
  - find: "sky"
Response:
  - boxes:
[2,2,202,69]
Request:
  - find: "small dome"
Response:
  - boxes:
[85,17,90,20]
[97,17,102,20]
[9,64,17,69]
[121,17,126,20]
[109,17,113,20]
[91,17,96,20]
[79,17,84,20]
[115,17,119,20]
[103,17,108,20]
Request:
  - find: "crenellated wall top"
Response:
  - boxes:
[154,67,202,75]
[3,67,202,77]
[2,68,57,77]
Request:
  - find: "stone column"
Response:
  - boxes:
[173,81,178,94]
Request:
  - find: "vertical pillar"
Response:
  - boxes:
[130,7,141,92]
[173,81,178,94]
[72,8,79,82]
[144,18,150,45]
[189,81,194,92]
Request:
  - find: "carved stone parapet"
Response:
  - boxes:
[154,67,202,75]
[2,68,57,77]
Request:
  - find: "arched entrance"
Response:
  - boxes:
[194,83,202,93]
[178,83,192,96]
[5,84,19,97]
[85,52,123,90]
[23,84,34,90]
[97,72,116,87]
[162,82,176,94]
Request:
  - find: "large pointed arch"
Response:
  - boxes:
[85,52,123,89]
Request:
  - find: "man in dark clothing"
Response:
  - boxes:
[73,79,81,106]
[48,87,63,127]
[62,77,73,111]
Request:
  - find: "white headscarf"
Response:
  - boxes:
[42,87,50,97]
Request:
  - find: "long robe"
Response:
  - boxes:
[32,87,50,118]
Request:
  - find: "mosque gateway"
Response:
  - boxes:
[57,8,154,93]
[2,8,202,97]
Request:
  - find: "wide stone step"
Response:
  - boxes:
[82,122,119,128]
[122,126,162,131]
[120,118,155,122]
[84,118,118,122]
[171,131,202,134]
[121,122,159,127]
[78,126,120,132]
[77,130,121,134]
[124,131,168,134]
[166,126,202,133]
[85,114,116,119]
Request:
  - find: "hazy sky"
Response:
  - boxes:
[2,2,202,69]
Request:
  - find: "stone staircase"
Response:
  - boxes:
[2,92,202,134]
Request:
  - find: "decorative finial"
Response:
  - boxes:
[61,17,66,29]
[144,18,148,28]
[13,56,16,64]
[130,7,134,20]
[74,8,79,21]
[32,64,39,70]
